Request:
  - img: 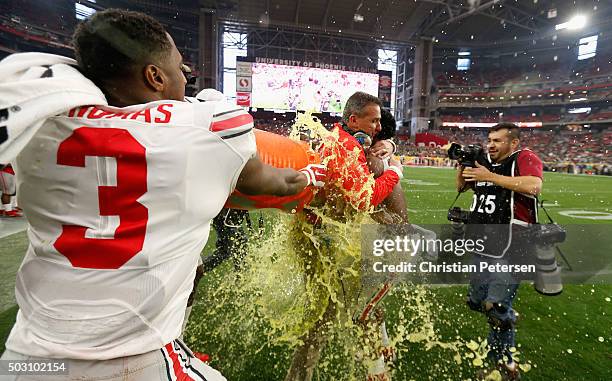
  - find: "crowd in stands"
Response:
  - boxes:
[587,109,612,121]
[0,15,72,56]
[436,57,612,91]
[435,57,612,109]
[0,14,199,73]
[395,127,611,175]
[440,113,547,123]
[253,112,339,136]
[437,89,612,108]
[439,106,612,125]
[253,112,610,175]
[254,119,294,136]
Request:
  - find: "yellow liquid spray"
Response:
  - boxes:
[185,113,532,380]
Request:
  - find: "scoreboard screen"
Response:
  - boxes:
[250,63,380,112]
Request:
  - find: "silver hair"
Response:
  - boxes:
[342,91,382,124]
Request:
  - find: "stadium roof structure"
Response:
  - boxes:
[94,0,612,47]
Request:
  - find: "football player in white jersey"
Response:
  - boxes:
[0,164,21,217]
[0,9,325,381]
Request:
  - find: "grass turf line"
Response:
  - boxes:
[0,168,610,379]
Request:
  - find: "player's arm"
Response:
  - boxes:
[236,155,325,196]
[370,208,397,224]
[367,153,409,223]
[351,158,401,210]
[207,101,325,196]
[367,154,385,178]
[384,182,410,223]
[236,155,306,196]
[369,139,396,160]
[370,183,410,224]
[489,174,542,196]
[462,163,542,196]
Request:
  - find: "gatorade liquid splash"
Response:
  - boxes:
[185,113,532,380]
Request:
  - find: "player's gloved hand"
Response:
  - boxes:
[386,158,404,180]
[299,164,327,187]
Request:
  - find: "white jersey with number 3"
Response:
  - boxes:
[6,99,255,360]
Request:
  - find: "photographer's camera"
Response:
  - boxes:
[446,142,488,168]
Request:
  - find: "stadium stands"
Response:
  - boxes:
[438,108,612,125]
[0,14,199,74]
[395,127,611,174]
[2,6,609,176]
[436,59,612,91]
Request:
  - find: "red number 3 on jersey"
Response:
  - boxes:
[54,127,148,269]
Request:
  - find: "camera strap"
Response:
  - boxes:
[449,192,462,210]
[537,197,573,271]
[448,184,470,210]
[537,197,555,224]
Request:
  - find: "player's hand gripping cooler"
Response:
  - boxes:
[226,129,322,212]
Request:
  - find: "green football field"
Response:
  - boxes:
[0,167,610,380]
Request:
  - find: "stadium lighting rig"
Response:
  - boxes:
[568,107,591,114]
[555,15,587,31]
[354,0,364,22]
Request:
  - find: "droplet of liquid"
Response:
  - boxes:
[519,363,532,372]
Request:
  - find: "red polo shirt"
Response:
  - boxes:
[318,125,399,210]
[514,149,543,223]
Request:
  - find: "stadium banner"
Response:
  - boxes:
[250,56,377,74]
[236,92,251,107]
[415,132,448,147]
[236,76,252,92]
[236,60,253,104]
[411,117,429,138]
[236,60,252,76]
[378,70,392,108]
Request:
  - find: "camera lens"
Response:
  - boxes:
[447,142,462,160]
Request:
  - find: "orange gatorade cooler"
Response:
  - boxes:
[226,129,320,212]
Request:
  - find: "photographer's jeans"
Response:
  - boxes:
[467,255,519,365]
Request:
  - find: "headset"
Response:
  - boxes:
[341,123,372,149]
